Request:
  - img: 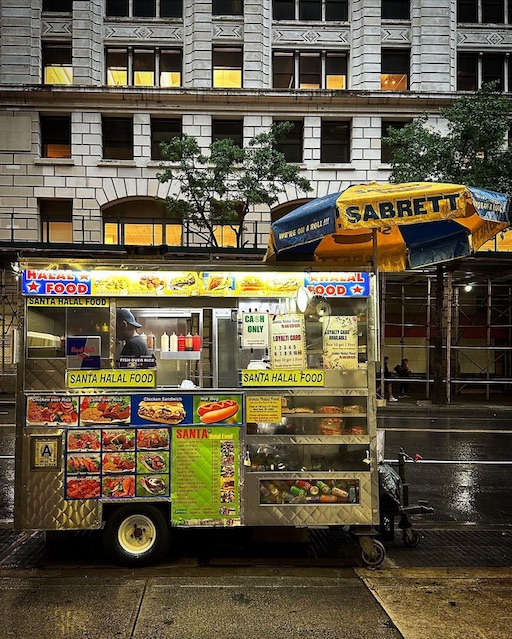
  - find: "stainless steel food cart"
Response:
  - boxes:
[15,258,384,566]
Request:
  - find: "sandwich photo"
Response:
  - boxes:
[138,401,186,425]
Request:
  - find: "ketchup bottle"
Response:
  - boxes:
[192,333,202,351]
[177,333,186,351]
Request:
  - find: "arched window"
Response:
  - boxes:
[103,199,182,246]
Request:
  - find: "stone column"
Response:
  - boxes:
[183,0,212,87]
[350,0,381,90]
[0,0,41,84]
[73,0,103,85]
[244,0,271,88]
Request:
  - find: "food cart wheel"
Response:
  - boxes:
[360,538,386,568]
[103,504,171,566]
[402,528,421,547]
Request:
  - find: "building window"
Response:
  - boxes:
[105,0,182,18]
[42,0,72,11]
[457,52,506,91]
[151,117,182,160]
[212,0,243,16]
[41,115,71,158]
[102,116,133,160]
[381,120,411,163]
[457,52,478,90]
[213,48,243,88]
[103,201,182,247]
[482,53,505,90]
[212,119,244,147]
[321,120,350,163]
[382,1,410,19]
[457,0,509,23]
[381,49,409,90]
[273,0,347,21]
[106,48,181,87]
[273,51,347,89]
[40,200,73,243]
[42,43,72,84]
[275,120,303,163]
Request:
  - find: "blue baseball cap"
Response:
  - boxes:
[117,308,141,328]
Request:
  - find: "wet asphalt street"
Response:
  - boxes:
[0,406,511,638]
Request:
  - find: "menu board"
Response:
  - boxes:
[270,314,306,369]
[322,315,359,370]
[171,426,240,527]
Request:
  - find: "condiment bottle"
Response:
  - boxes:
[177,333,186,351]
[140,331,148,346]
[147,331,155,350]
[192,333,202,351]
[160,331,169,352]
[185,332,193,351]
[169,332,178,352]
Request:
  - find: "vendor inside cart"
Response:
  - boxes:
[116,308,150,357]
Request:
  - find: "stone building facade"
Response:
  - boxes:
[0,0,510,250]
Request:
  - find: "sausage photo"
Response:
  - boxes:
[197,399,239,423]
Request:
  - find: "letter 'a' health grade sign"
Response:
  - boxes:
[241,313,270,349]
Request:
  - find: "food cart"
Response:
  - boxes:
[15,258,384,566]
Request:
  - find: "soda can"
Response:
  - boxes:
[309,485,319,496]
[290,485,307,498]
[331,487,349,499]
[296,480,312,491]
[320,494,338,503]
[349,487,357,502]
[259,483,270,497]
[316,481,331,494]
[268,483,279,495]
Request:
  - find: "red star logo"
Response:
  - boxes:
[27,281,40,292]
[351,285,364,295]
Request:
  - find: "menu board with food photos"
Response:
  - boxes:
[171,426,241,527]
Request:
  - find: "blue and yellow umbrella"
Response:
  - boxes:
[266,182,510,271]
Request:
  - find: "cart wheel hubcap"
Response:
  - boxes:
[118,515,156,555]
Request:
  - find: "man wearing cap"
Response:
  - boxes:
[116,308,150,357]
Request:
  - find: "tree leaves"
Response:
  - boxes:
[156,122,312,248]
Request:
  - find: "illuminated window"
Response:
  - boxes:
[134,50,155,86]
[43,0,72,11]
[213,225,238,248]
[382,1,410,19]
[41,115,71,158]
[381,119,412,163]
[213,48,243,88]
[273,51,346,89]
[102,116,133,160]
[106,48,181,87]
[40,200,73,243]
[103,215,183,247]
[160,49,182,87]
[326,53,347,89]
[273,0,347,20]
[106,0,182,18]
[381,49,409,91]
[321,120,350,163]
[43,43,72,84]
[212,0,243,15]
[274,119,303,163]
[151,117,182,160]
[106,49,128,85]
[212,119,243,147]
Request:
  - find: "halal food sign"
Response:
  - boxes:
[22,269,91,296]
[303,272,370,298]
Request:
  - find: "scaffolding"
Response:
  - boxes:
[381,269,512,403]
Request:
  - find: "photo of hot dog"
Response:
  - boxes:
[197,399,239,424]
